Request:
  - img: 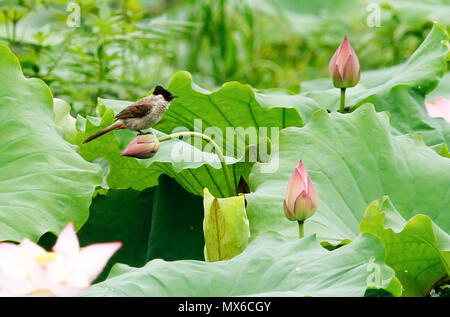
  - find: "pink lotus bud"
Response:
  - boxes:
[283,161,318,222]
[424,98,450,122]
[329,37,361,88]
[121,134,160,159]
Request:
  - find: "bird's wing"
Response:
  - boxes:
[115,98,153,120]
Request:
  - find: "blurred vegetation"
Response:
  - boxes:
[0,0,448,115]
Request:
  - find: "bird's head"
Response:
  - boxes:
[153,85,178,102]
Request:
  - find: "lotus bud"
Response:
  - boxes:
[329,37,361,88]
[283,160,318,222]
[203,188,250,262]
[121,134,159,159]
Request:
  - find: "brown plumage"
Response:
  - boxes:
[115,99,153,120]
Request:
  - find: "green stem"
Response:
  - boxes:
[10,11,18,45]
[158,131,235,197]
[298,220,304,239]
[1,11,10,40]
[339,88,346,113]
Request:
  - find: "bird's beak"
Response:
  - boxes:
[170,94,178,99]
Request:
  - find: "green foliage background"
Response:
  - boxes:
[2,0,449,114]
[0,0,449,297]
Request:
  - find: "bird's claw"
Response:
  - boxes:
[137,131,153,135]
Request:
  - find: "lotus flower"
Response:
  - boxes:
[424,98,450,123]
[329,37,361,88]
[121,133,160,159]
[0,223,121,296]
[283,161,318,222]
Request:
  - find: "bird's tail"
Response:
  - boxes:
[83,121,124,144]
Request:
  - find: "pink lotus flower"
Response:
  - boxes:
[283,161,318,222]
[329,37,361,88]
[424,98,450,123]
[121,134,160,159]
[0,223,121,296]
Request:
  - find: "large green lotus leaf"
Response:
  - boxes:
[0,44,102,242]
[246,104,450,244]
[254,92,321,129]
[360,196,450,297]
[161,71,316,157]
[82,232,401,297]
[302,24,449,147]
[74,104,241,197]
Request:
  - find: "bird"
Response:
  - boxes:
[83,86,177,144]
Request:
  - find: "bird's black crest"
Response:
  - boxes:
[153,85,178,101]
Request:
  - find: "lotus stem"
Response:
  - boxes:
[158,132,235,197]
[340,88,346,113]
[298,220,304,239]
